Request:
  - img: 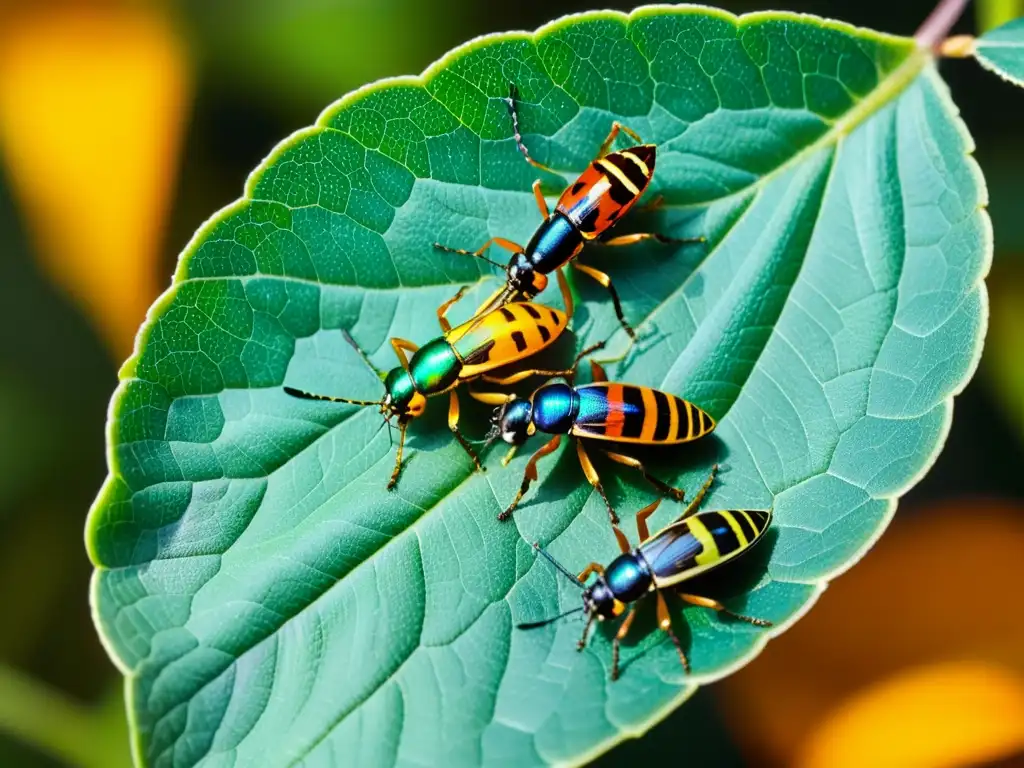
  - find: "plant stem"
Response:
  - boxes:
[916,0,974,49]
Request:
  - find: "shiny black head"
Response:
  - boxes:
[495,397,533,445]
[582,578,625,620]
[507,252,548,298]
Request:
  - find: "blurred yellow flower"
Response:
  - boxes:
[797,661,1024,768]
[0,4,189,359]
[720,499,1024,766]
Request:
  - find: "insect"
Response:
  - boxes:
[433,83,701,339]
[285,271,599,490]
[519,465,773,680]
[491,360,715,525]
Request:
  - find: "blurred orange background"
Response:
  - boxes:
[0,1,1021,767]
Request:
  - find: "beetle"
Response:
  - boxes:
[285,271,600,490]
[519,465,773,680]
[433,84,701,339]
[490,360,715,525]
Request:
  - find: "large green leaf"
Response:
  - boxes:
[86,6,990,766]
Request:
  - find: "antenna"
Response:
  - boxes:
[531,542,584,588]
[340,329,387,381]
[516,606,584,630]
[284,387,382,407]
[432,242,510,271]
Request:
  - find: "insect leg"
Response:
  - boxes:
[611,605,638,681]
[634,193,664,213]
[533,179,550,220]
[600,232,705,248]
[595,121,645,158]
[390,338,419,375]
[678,593,773,627]
[677,463,719,521]
[589,360,608,382]
[577,562,605,582]
[656,590,690,674]
[576,440,617,525]
[635,497,663,542]
[466,387,516,406]
[556,267,574,319]
[602,449,685,502]
[437,286,470,333]
[571,261,635,339]
[499,434,562,521]
[481,340,606,387]
[448,391,483,472]
[506,83,557,174]
[611,524,632,554]
[577,612,597,651]
[387,419,410,490]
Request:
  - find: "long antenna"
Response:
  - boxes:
[516,606,584,630]
[532,542,584,588]
[284,387,382,407]
[340,329,387,381]
[432,242,509,271]
[371,416,391,444]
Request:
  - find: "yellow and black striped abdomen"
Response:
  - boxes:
[639,509,772,588]
[449,302,567,379]
[570,383,715,444]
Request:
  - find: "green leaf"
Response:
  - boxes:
[975,17,1024,86]
[86,6,990,766]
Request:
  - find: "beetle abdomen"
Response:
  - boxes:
[571,383,715,444]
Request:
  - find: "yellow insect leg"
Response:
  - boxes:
[576,440,617,525]
[466,387,515,406]
[657,590,690,674]
[577,612,596,652]
[571,261,635,339]
[635,497,663,542]
[676,463,719,521]
[602,449,686,502]
[447,390,482,472]
[390,338,419,375]
[678,593,772,627]
[601,232,704,247]
[596,120,645,158]
[437,285,469,333]
[610,605,638,681]
[577,562,605,582]
[387,420,409,491]
[481,339,605,387]
[498,434,561,521]
[532,179,550,220]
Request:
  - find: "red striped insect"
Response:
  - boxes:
[434,84,702,338]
